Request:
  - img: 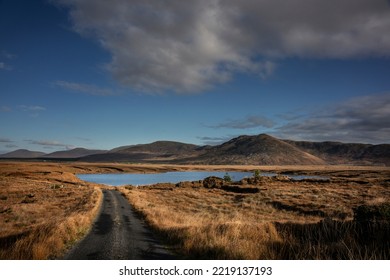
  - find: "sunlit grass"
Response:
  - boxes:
[120,173,389,259]
[0,168,102,259]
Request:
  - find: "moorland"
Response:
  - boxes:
[0,161,389,259]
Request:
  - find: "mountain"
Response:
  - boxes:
[286,140,390,166]
[190,134,326,165]
[360,144,390,166]
[42,148,107,159]
[83,141,200,162]
[0,149,46,158]
[112,141,199,155]
[81,134,327,165]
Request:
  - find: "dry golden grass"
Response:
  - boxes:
[121,184,289,259]
[119,168,390,259]
[1,161,389,259]
[0,162,103,259]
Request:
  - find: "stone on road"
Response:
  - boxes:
[65,189,176,260]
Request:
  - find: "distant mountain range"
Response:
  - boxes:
[1,134,389,166]
[0,148,107,159]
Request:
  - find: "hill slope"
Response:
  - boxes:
[190,134,326,165]
[113,141,199,155]
[0,149,46,158]
[82,141,200,162]
[286,140,390,166]
[43,148,107,159]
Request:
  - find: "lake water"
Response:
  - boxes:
[77,171,252,186]
[77,171,327,186]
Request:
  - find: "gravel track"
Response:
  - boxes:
[65,189,176,260]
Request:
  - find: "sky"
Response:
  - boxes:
[1,0,390,153]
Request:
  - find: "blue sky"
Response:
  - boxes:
[1,0,390,153]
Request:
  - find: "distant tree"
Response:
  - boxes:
[223,172,232,183]
[253,169,261,180]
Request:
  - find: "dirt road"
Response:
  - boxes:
[65,189,176,260]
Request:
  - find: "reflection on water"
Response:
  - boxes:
[77,171,327,186]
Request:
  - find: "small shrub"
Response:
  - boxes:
[253,170,261,180]
[223,173,232,183]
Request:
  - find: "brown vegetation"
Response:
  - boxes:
[0,161,389,259]
[119,168,390,259]
[0,162,103,259]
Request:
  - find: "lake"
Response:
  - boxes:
[77,171,327,186]
[77,171,252,186]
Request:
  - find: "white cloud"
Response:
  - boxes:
[56,0,390,93]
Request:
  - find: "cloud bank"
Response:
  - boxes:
[26,139,75,150]
[277,93,390,144]
[56,0,390,93]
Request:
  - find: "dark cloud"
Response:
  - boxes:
[55,0,390,93]
[0,139,18,152]
[75,137,92,142]
[5,144,18,149]
[0,138,13,143]
[25,140,74,150]
[276,93,390,144]
[209,115,275,129]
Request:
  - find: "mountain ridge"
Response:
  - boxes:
[42,148,107,159]
[190,134,326,165]
[0,149,47,158]
[1,134,388,166]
